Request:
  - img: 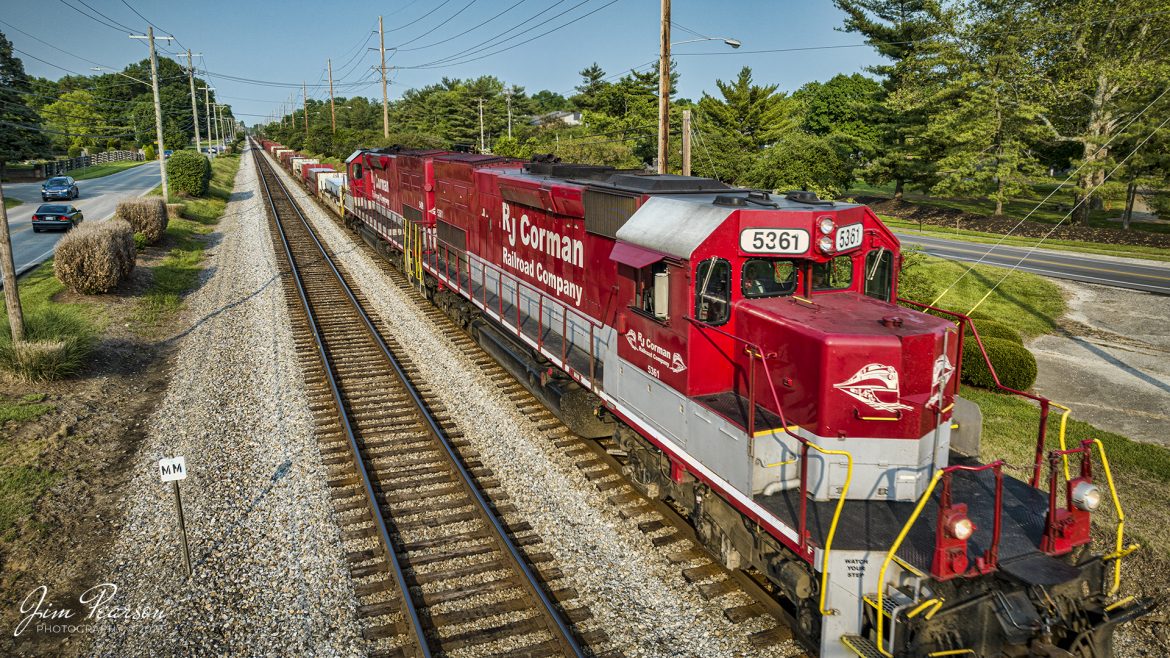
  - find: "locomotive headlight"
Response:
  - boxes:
[948,516,974,541]
[817,236,834,253]
[1072,481,1102,511]
[817,216,835,235]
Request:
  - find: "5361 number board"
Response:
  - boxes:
[740,228,809,255]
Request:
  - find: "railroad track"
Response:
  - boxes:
[253,150,601,658]
[261,151,804,655]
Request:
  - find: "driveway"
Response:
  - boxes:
[1029,279,1170,446]
[3,163,161,276]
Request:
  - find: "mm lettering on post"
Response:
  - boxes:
[158,456,192,577]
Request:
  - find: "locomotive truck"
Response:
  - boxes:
[258,139,1154,657]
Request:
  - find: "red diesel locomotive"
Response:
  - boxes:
[257,139,1151,657]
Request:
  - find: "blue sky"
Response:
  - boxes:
[2,0,886,124]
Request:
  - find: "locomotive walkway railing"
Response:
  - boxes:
[898,298,1058,488]
[687,317,853,616]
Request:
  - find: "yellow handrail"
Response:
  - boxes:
[805,441,854,616]
[876,469,945,657]
[1090,439,1136,596]
[1051,402,1073,480]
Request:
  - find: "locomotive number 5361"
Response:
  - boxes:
[739,228,809,255]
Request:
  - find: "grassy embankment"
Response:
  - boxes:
[0,153,238,538]
[882,216,1170,263]
[67,159,149,181]
[911,256,1170,551]
[3,198,19,210]
[138,153,241,324]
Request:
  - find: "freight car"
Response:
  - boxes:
[261,140,1153,657]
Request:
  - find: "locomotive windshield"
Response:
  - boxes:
[742,258,798,298]
[811,256,853,291]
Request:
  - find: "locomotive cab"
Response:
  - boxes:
[612,192,960,505]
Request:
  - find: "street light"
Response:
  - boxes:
[672,37,741,48]
[91,66,148,86]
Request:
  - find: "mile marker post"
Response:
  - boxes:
[158,456,192,577]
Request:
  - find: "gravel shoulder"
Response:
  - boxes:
[267,155,800,657]
[1029,279,1170,447]
[81,147,364,656]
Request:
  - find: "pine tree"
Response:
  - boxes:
[927,0,1047,216]
[695,67,796,183]
[833,0,950,198]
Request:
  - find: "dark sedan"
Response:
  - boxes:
[32,204,84,232]
[41,176,79,201]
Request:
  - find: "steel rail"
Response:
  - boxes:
[253,144,585,658]
[254,148,432,658]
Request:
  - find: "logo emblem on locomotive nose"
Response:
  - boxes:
[834,363,912,413]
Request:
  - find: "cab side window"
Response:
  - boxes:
[352,163,363,180]
[864,248,894,301]
[694,258,731,325]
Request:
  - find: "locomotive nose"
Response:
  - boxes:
[738,294,959,441]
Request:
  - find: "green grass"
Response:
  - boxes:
[0,262,102,380]
[67,159,148,181]
[851,180,1169,235]
[4,197,20,210]
[964,385,1170,486]
[0,465,59,540]
[0,397,53,424]
[139,153,240,323]
[883,216,1170,263]
[901,254,1066,339]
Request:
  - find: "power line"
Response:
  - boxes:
[0,19,114,69]
[402,0,573,68]
[404,0,621,70]
[397,0,530,52]
[384,0,460,33]
[391,0,481,50]
[57,0,129,33]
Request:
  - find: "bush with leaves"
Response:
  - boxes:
[116,198,168,243]
[961,336,1037,391]
[166,150,211,197]
[54,219,136,294]
[964,319,1023,344]
[143,144,155,161]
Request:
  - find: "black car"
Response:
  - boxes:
[32,204,84,232]
[41,176,79,201]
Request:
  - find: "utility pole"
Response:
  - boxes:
[200,85,213,149]
[186,50,202,155]
[327,58,336,135]
[477,98,485,153]
[131,27,174,199]
[505,85,513,139]
[0,182,23,342]
[303,81,309,144]
[217,103,225,146]
[379,16,389,139]
[656,0,671,174]
[681,109,692,177]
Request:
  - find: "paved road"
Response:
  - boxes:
[894,231,1170,295]
[3,163,161,276]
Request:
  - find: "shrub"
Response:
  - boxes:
[961,336,1037,391]
[964,319,1023,345]
[0,307,95,381]
[54,219,136,294]
[896,247,940,305]
[167,151,211,197]
[133,232,148,250]
[116,198,168,244]
[143,144,156,161]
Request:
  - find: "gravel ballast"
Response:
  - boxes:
[266,154,800,657]
[86,148,364,656]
